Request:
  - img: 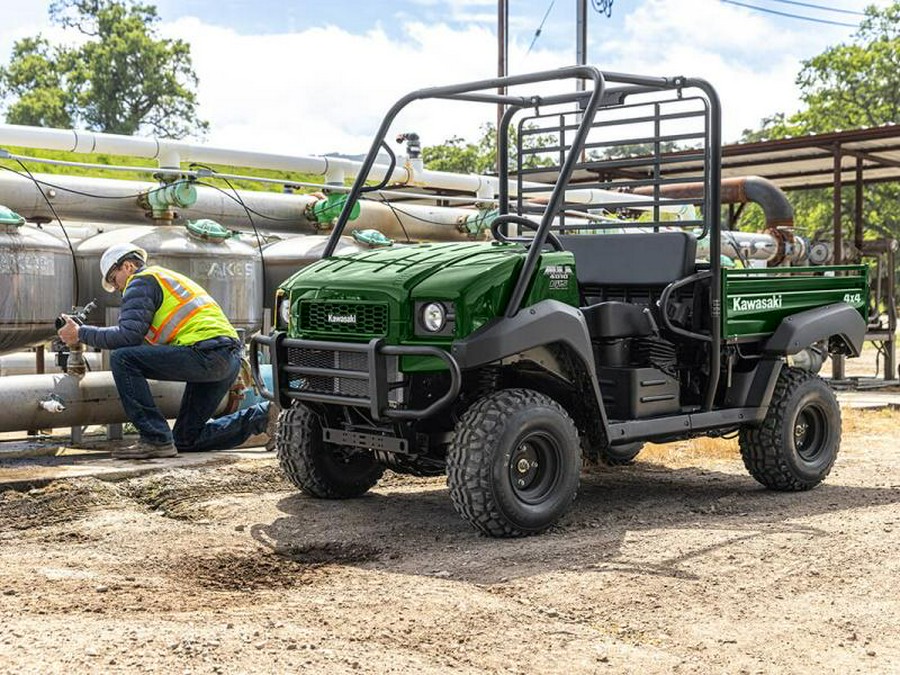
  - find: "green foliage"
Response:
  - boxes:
[0,0,207,139]
[422,123,555,174]
[742,3,900,143]
[590,141,684,159]
[423,134,490,174]
[0,37,74,128]
[793,3,900,134]
[737,2,900,242]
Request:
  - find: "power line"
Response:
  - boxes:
[763,0,865,16]
[721,0,859,27]
[527,0,556,55]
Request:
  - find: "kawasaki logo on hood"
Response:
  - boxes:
[328,314,357,324]
[731,294,783,313]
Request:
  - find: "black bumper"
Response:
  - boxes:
[250,331,461,421]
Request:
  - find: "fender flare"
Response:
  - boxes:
[764,303,866,357]
[450,299,608,424]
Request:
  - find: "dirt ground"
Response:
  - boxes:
[0,401,898,674]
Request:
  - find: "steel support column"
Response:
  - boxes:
[832,143,845,380]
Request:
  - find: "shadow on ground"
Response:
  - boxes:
[250,461,900,585]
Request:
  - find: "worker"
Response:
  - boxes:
[56,242,277,460]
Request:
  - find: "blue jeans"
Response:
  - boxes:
[109,341,269,452]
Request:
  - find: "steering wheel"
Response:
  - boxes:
[490,214,563,252]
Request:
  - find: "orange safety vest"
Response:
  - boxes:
[129,266,238,346]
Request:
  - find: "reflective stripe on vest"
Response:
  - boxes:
[131,266,237,346]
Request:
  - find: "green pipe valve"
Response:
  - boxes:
[0,205,25,228]
[141,181,197,220]
[186,219,233,243]
[457,208,498,239]
[307,193,360,229]
[351,229,393,247]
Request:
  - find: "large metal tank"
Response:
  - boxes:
[0,208,75,354]
[261,235,363,307]
[75,223,263,337]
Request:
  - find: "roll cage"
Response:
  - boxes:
[321,65,723,410]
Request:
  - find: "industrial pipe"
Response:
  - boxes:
[0,171,484,240]
[0,372,192,433]
[0,123,675,207]
[0,171,316,231]
[636,176,793,228]
[0,363,272,434]
[0,351,102,377]
[636,176,801,265]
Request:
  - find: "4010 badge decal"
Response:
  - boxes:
[543,264,572,290]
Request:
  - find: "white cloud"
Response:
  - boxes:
[3,0,884,160]
[162,0,878,159]
[164,17,517,155]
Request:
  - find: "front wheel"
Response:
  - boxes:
[277,404,384,498]
[739,368,841,491]
[447,389,581,537]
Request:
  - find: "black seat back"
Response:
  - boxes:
[558,231,697,287]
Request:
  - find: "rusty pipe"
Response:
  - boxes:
[637,176,795,265]
[636,176,793,227]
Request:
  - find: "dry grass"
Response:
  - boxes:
[638,406,900,465]
[641,436,739,465]
[841,405,900,435]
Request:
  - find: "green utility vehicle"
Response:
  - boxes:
[251,66,868,537]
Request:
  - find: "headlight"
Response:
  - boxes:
[421,302,446,333]
[278,296,291,328]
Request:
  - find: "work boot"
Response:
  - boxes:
[111,441,178,460]
[265,403,280,452]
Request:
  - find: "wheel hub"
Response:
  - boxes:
[507,432,561,504]
[512,444,540,488]
[793,404,827,461]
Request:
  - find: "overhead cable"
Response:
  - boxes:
[763,0,865,16]
[721,0,858,27]
[527,0,557,55]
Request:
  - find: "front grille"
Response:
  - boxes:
[287,347,370,398]
[299,301,388,336]
[284,345,405,405]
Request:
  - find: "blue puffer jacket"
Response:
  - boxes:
[78,267,163,350]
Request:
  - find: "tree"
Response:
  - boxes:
[0,0,207,138]
[738,2,900,241]
[0,37,75,129]
[422,123,554,174]
[422,134,490,174]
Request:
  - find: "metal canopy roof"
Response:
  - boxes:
[532,124,900,192]
[698,124,900,191]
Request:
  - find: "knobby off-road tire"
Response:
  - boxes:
[599,441,644,466]
[277,404,384,499]
[447,389,581,537]
[739,367,841,491]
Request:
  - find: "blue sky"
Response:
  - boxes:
[0,0,887,157]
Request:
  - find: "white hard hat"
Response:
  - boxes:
[100,243,147,292]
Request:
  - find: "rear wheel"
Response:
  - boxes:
[739,368,840,491]
[277,404,384,498]
[447,389,581,537]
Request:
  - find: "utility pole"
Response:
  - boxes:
[576,0,587,92]
[497,0,509,174]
